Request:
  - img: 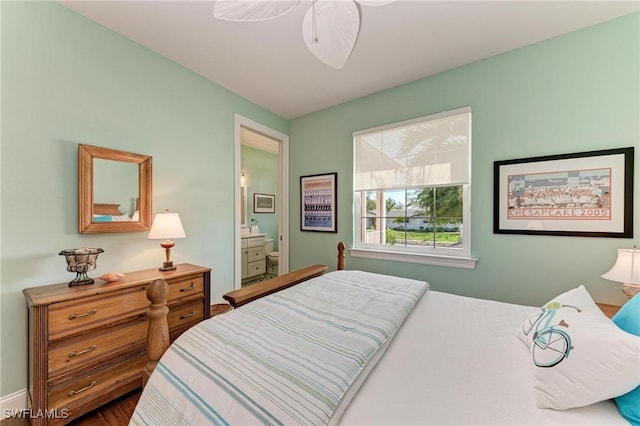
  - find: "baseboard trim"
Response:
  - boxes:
[0,388,28,419]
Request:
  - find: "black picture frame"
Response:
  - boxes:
[493,147,633,238]
[300,172,337,233]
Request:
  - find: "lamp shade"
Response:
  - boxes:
[601,248,640,285]
[148,211,186,240]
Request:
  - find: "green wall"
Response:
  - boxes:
[242,145,279,249]
[289,13,639,307]
[0,2,287,397]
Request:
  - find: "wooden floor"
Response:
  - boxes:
[69,389,141,426]
[2,304,232,426]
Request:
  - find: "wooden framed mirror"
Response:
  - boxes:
[78,144,152,233]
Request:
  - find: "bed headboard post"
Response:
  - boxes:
[337,242,345,271]
[144,278,170,386]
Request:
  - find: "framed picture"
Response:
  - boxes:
[494,147,633,238]
[301,172,337,232]
[253,193,275,213]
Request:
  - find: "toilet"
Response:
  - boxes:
[265,238,278,277]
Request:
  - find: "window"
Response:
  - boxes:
[352,107,476,269]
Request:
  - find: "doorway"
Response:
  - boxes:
[234,114,289,290]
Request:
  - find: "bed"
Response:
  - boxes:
[92,201,140,222]
[130,243,639,425]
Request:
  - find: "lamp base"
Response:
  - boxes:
[621,283,640,299]
[159,261,176,272]
[159,241,176,271]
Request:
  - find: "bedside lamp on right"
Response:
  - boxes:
[601,245,640,298]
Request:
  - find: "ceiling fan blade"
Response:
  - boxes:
[302,0,360,69]
[355,0,395,5]
[213,0,300,22]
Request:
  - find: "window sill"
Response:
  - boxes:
[349,247,478,270]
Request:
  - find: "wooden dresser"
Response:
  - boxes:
[23,263,211,425]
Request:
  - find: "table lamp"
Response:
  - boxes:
[148,209,186,271]
[601,245,640,298]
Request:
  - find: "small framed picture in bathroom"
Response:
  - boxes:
[300,172,337,233]
[253,193,275,213]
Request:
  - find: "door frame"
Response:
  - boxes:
[233,114,289,289]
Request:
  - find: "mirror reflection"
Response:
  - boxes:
[93,159,139,222]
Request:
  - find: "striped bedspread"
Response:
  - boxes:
[130,270,428,425]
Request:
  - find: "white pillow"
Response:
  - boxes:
[516,285,640,410]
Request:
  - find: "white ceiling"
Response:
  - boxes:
[60,1,639,120]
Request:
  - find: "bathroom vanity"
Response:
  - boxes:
[241,234,266,281]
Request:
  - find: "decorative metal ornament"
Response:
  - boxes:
[59,248,104,286]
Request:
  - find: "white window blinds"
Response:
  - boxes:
[354,107,471,191]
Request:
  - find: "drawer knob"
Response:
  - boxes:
[68,309,97,320]
[68,345,97,358]
[180,282,196,292]
[180,311,196,320]
[68,380,97,396]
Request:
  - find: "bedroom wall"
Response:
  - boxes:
[0,2,288,398]
[288,13,639,308]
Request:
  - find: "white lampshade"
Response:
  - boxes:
[602,247,640,298]
[148,211,186,240]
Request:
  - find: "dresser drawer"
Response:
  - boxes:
[48,285,149,341]
[167,274,204,302]
[48,351,146,410]
[48,316,147,377]
[247,259,266,277]
[168,299,204,330]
